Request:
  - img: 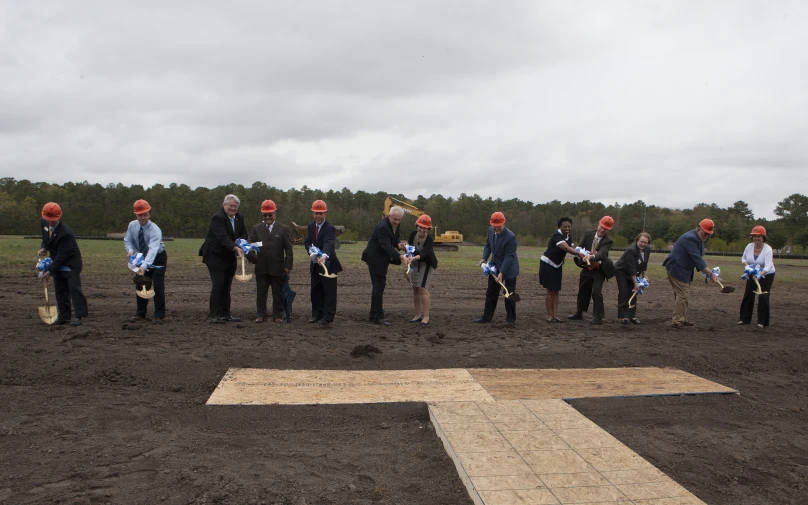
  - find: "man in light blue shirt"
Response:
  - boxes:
[124,199,167,323]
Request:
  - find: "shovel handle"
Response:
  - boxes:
[627,290,638,309]
[753,277,768,295]
[241,255,247,277]
[494,277,511,298]
[42,277,50,306]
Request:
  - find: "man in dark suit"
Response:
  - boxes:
[568,216,615,325]
[248,199,293,323]
[38,202,88,326]
[475,211,520,326]
[362,205,409,325]
[200,194,248,323]
[304,200,342,326]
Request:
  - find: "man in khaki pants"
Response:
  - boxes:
[662,219,718,328]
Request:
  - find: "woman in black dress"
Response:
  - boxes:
[539,217,585,322]
[407,215,438,325]
[615,232,651,324]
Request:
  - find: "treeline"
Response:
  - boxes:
[2,178,808,252]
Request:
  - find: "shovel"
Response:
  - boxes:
[494,277,521,302]
[38,278,59,324]
[627,290,638,309]
[133,274,155,299]
[752,277,768,295]
[319,261,338,279]
[235,255,253,282]
[714,278,735,293]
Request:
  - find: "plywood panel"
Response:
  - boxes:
[468,367,737,401]
[206,368,496,405]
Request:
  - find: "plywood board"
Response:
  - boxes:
[206,368,496,405]
[468,367,737,401]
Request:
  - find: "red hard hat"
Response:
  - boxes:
[261,200,277,213]
[599,216,614,230]
[416,215,432,228]
[133,199,151,215]
[750,225,767,236]
[699,218,715,234]
[490,211,506,226]
[311,200,327,212]
[41,202,62,220]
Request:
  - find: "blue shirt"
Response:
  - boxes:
[124,220,165,269]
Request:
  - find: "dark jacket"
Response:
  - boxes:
[200,208,248,270]
[663,229,707,283]
[304,220,342,274]
[362,217,402,275]
[40,219,82,273]
[615,241,650,277]
[482,226,519,280]
[248,222,294,276]
[408,230,438,269]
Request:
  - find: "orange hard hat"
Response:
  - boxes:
[750,225,767,236]
[599,216,614,230]
[311,200,327,212]
[490,211,506,226]
[41,202,62,220]
[699,218,715,234]
[261,200,277,213]
[416,214,432,228]
[133,199,151,215]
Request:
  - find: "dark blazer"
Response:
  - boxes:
[408,230,438,269]
[362,217,402,275]
[663,229,707,283]
[574,230,614,268]
[40,219,82,273]
[200,208,248,270]
[482,226,519,280]
[248,222,294,276]
[304,220,342,274]
[615,241,650,277]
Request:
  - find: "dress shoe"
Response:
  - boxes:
[308,317,322,324]
[223,315,241,323]
[408,316,423,323]
[590,317,603,325]
[567,312,584,320]
[373,319,391,326]
[69,318,82,326]
[630,318,641,325]
[472,317,491,323]
[53,318,70,326]
[129,315,146,323]
[320,320,333,327]
[671,322,683,329]
[420,320,430,326]
[210,317,226,324]
[683,321,695,327]
[254,316,264,323]
[152,318,164,325]
[274,318,285,323]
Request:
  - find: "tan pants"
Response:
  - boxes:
[666,271,691,324]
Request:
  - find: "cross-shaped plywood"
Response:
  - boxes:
[207,368,737,504]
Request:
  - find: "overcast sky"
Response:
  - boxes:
[2,1,806,219]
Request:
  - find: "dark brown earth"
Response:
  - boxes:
[2,261,807,505]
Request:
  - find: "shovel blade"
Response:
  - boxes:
[720,286,736,293]
[319,273,338,279]
[507,292,521,302]
[39,305,59,324]
[136,286,156,299]
[235,274,253,282]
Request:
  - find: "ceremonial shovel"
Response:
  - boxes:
[319,261,338,279]
[38,278,59,324]
[133,274,155,299]
[627,290,638,309]
[235,255,253,282]
[495,277,521,302]
[752,277,768,295]
[714,278,735,294]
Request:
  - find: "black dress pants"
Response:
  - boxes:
[368,267,388,321]
[739,273,774,326]
[53,269,88,320]
[310,269,338,322]
[208,260,236,318]
[135,250,167,319]
[256,273,285,319]
[576,269,605,319]
[482,275,516,322]
[615,271,636,319]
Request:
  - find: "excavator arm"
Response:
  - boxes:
[382,196,462,251]
[383,196,425,219]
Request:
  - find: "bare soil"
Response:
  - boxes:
[2,265,807,505]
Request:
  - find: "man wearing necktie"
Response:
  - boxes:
[305,200,342,326]
[568,216,615,325]
[200,194,248,324]
[248,200,294,323]
[475,211,520,327]
[124,200,167,323]
[38,202,88,326]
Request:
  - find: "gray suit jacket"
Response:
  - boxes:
[248,222,294,276]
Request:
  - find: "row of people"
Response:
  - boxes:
[36,200,775,329]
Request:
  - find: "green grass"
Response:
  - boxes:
[4,237,807,283]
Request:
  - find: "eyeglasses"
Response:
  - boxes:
[262,213,275,217]
[313,212,325,216]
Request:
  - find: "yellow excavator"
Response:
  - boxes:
[383,196,463,251]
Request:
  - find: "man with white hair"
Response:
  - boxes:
[361,206,410,325]
[200,194,248,324]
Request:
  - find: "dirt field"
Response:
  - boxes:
[2,252,807,505]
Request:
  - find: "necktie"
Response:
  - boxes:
[592,236,599,252]
[138,227,148,254]
[230,217,236,232]
[493,233,498,250]
[48,227,52,238]
[315,225,319,243]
